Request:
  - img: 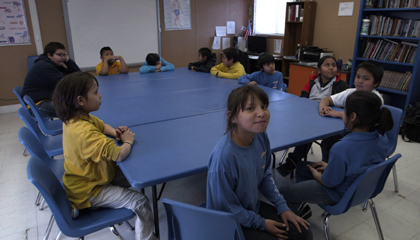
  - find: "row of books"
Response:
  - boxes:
[368,15,420,37]
[287,4,304,22]
[366,0,420,8]
[362,39,418,63]
[379,70,412,91]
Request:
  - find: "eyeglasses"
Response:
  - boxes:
[54,53,68,57]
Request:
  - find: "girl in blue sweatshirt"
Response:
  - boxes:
[206,85,312,240]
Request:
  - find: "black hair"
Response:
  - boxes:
[43,42,65,56]
[345,90,393,135]
[146,53,160,66]
[356,60,384,85]
[317,56,337,68]
[222,47,239,63]
[226,85,269,134]
[100,46,113,57]
[198,47,212,61]
[52,72,98,124]
[258,53,275,69]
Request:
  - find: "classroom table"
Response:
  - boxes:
[95,68,296,127]
[117,97,345,236]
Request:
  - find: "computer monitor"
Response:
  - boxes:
[247,36,267,54]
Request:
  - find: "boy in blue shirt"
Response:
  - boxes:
[139,53,175,74]
[188,47,216,73]
[238,53,287,91]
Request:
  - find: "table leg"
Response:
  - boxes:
[152,185,159,238]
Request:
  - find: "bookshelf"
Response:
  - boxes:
[282,1,317,81]
[351,0,420,117]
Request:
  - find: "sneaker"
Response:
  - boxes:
[298,203,312,220]
[276,157,297,177]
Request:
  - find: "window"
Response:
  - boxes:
[253,0,288,35]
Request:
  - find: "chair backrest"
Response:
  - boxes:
[17,107,44,139]
[162,198,245,240]
[384,105,403,157]
[27,156,74,233]
[27,55,39,71]
[320,154,401,215]
[23,95,61,135]
[237,49,250,74]
[18,127,51,161]
[18,126,64,183]
[13,86,27,109]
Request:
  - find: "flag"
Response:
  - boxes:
[244,20,252,40]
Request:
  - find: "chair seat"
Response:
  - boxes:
[43,118,63,135]
[39,133,63,157]
[61,207,135,238]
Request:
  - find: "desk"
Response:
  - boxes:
[117,97,344,236]
[95,68,296,127]
[93,68,342,237]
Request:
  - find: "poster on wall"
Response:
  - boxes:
[163,0,191,30]
[0,0,31,46]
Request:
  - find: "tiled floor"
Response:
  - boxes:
[1,111,419,240]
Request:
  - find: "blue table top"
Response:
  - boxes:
[94,68,296,127]
[118,97,344,189]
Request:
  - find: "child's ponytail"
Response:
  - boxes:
[345,90,393,135]
[377,106,393,135]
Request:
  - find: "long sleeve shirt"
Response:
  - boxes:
[238,70,287,90]
[188,54,216,73]
[210,61,246,79]
[207,131,290,230]
[139,56,175,74]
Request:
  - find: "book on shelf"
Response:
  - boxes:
[362,39,417,63]
[379,70,412,91]
[366,0,420,8]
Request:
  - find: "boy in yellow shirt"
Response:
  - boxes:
[96,46,129,76]
[211,47,246,79]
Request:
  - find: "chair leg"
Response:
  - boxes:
[109,225,125,240]
[322,212,332,240]
[272,149,289,168]
[125,221,135,231]
[35,192,42,206]
[39,198,47,211]
[362,200,368,212]
[55,231,62,240]
[368,199,384,240]
[23,148,28,156]
[43,214,54,240]
[392,165,399,193]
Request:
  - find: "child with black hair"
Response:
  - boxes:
[207,85,312,240]
[52,72,157,240]
[277,56,348,176]
[96,46,128,76]
[279,90,393,220]
[210,47,246,79]
[238,53,287,90]
[139,53,175,74]
[188,47,216,73]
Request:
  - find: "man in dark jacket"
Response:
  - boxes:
[22,42,80,117]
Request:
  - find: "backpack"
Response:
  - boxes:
[401,102,420,142]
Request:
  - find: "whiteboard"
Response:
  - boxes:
[63,0,160,69]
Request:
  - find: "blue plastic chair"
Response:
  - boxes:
[162,198,245,240]
[27,156,135,240]
[13,86,28,110]
[27,55,39,71]
[17,108,63,157]
[384,105,403,192]
[319,153,402,240]
[23,95,62,136]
